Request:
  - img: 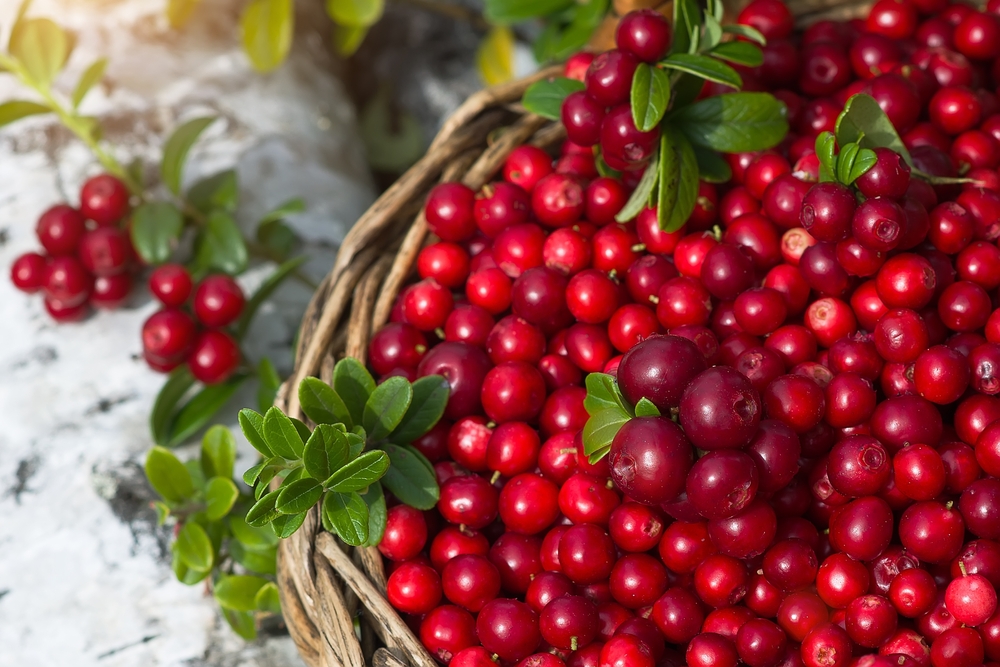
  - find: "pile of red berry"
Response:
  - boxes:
[10,174,134,320]
[142,267,244,384]
[362,1,1000,667]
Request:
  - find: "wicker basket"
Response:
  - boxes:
[274,2,872,664]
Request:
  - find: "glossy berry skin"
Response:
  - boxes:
[418,342,492,421]
[421,606,478,665]
[77,227,132,277]
[477,598,541,661]
[829,496,894,562]
[945,574,998,626]
[187,330,241,384]
[899,501,965,564]
[562,92,605,147]
[586,50,639,108]
[685,450,759,520]
[609,417,693,506]
[616,10,672,62]
[601,633,654,667]
[616,335,707,412]
[79,174,130,226]
[379,505,427,561]
[439,474,498,530]
[149,264,193,307]
[827,435,890,497]
[540,594,599,650]
[608,502,664,553]
[426,183,477,242]
[10,252,48,293]
[680,366,762,450]
[817,553,871,609]
[387,561,443,615]
[499,473,559,535]
[559,524,616,585]
[36,205,86,256]
[609,553,668,608]
[442,554,502,612]
[853,197,905,252]
[142,309,197,364]
[856,148,912,199]
[504,146,553,193]
[800,182,855,242]
[801,622,852,667]
[738,0,794,39]
[192,275,245,328]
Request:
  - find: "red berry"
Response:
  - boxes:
[79,174,130,226]
[187,330,241,384]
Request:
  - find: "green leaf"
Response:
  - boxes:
[187,169,238,215]
[205,477,239,520]
[327,0,384,26]
[835,93,911,166]
[634,397,661,417]
[669,92,789,153]
[333,358,376,427]
[521,77,585,121]
[185,459,207,492]
[484,0,573,23]
[291,417,312,443]
[246,489,281,527]
[130,202,184,266]
[161,116,215,196]
[710,41,764,67]
[672,0,700,54]
[380,443,439,510]
[657,126,699,233]
[361,482,387,547]
[837,142,860,186]
[303,424,351,481]
[255,219,296,261]
[254,459,286,499]
[166,376,244,447]
[333,24,368,57]
[194,210,248,276]
[549,0,608,61]
[709,0,724,22]
[299,376,353,428]
[392,375,449,443]
[215,574,269,611]
[10,0,33,49]
[171,543,210,585]
[262,406,304,459]
[276,478,322,514]
[692,145,732,183]
[176,522,214,572]
[201,425,237,480]
[243,461,266,486]
[614,148,660,223]
[362,376,412,441]
[240,0,293,72]
[271,511,307,538]
[10,18,68,89]
[703,14,723,50]
[151,368,196,446]
[661,53,742,90]
[816,132,838,183]
[230,514,279,551]
[631,64,671,133]
[259,197,306,225]
[322,491,369,546]
[255,582,282,614]
[257,357,281,413]
[145,446,195,503]
[71,57,106,108]
[582,408,631,457]
[347,432,365,459]
[153,501,171,525]
[848,147,878,184]
[324,450,390,492]
[239,408,274,458]
[222,609,257,640]
[584,372,632,416]
[478,25,515,87]
[0,100,51,128]
[723,23,767,45]
[235,256,307,339]
[230,541,277,575]
[167,0,200,27]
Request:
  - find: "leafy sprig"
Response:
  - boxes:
[237,358,447,545]
[521,0,789,233]
[145,426,281,640]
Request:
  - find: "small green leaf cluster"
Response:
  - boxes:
[238,358,447,546]
[168,0,382,72]
[580,372,656,463]
[521,0,789,234]
[144,426,280,640]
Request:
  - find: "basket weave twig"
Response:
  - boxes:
[275,1,870,662]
